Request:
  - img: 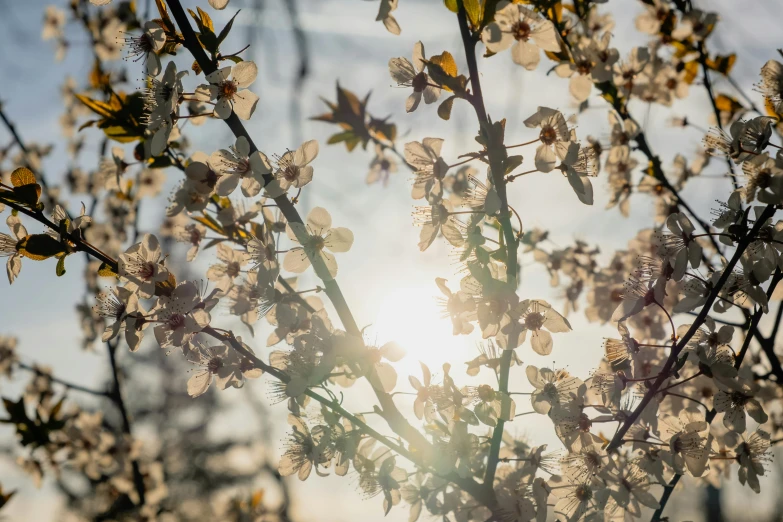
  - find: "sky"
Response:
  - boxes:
[0,0,782,520]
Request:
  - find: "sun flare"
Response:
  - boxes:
[371,286,473,377]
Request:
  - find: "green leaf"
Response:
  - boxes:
[437,96,457,120]
[327,130,356,145]
[463,0,484,27]
[217,10,241,46]
[97,262,118,277]
[9,168,42,208]
[56,256,66,277]
[17,234,65,260]
[220,55,244,64]
[147,154,173,169]
[504,155,524,175]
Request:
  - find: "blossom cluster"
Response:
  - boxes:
[1,0,783,521]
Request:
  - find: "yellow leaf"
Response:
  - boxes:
[431,51,458,78]
[97,262,118,277]
[75,93,115,119]
[463,0,484,27]
[196,7,214,32]
[194,216,225,235]
[10,168,36,188]
[707,53,736,76]
[251,490,264,508]
[546,2,562,24]
[683,60,699,84]
[715,93,742,114]
[765,98,782,118]
[102,126,139,143]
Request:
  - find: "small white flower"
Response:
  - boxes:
[273,140,318,192]
[284,207,353,280]
[1,215,27,284]
[186,343,244,398]
[210,136,272,197]
[118,234,170,299]
[208,0,230,9]
[524,107,573,173]
[389,42,440,112]
[196,61,259,120]
[124,21,166,76]
[151,281,213,349]
[482,3,561,70]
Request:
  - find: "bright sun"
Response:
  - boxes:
[371,286,473,378]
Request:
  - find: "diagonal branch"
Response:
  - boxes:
[163,0,435,460]
[605,204,777,452]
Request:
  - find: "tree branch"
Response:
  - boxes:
[605,204,777,452]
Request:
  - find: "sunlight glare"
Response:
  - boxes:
[371,286,472,378]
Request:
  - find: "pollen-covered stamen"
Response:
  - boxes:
[524,311,545,331]
[274,152,302,182]
[729,391,751,408]
[219,80,238,101]
[540,125,558,145]
[125,33,156,62]
[702,127,733,156]
[167,313,186,331]
[477,384,496,402]
[0,234,18,256]
[574,484,593,502]
[412,203,449,227]
[207,356,223,374]
[95,293,127,320]
[464,174,491,208]
[576,60,593,75]
[512,21,532,41]
[123,253,158,281]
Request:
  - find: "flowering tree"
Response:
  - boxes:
[2,0,783,520]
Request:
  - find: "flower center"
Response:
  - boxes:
[540,125,558,145]
[168,313,185,330]
[219,80,238,101]
[139,261,156,280]
[207,356,222,374]
[513,21,532,41]
[524,311,545,330]
[226,261,241,278]
[283,164,300,181]
[574,485,592,501]
[412,72,429,93]
[477,384,495,402]
[576,60,592,75]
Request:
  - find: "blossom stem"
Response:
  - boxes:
[505,138,540,149]
[106,340,147,506]
[697,40,740,191]
[664,391,708,410]
[174,112,214,119]
[448,156,480,169]
[654,300,677,340]
[505,169,538,182]
[622,439,667,447]
[658,371,703,393]
[16,361,112,398]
